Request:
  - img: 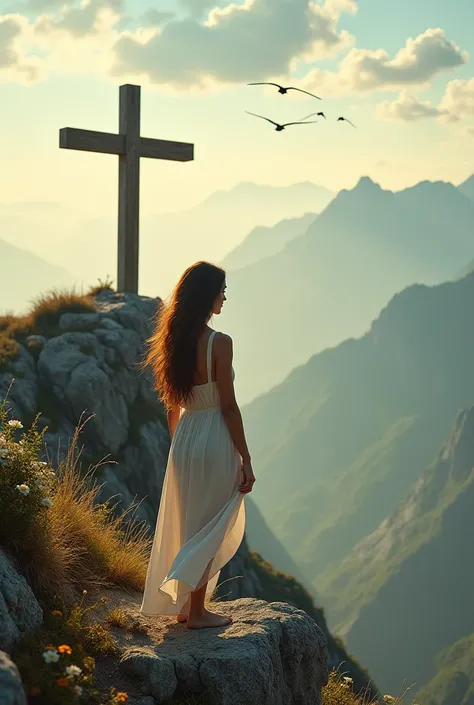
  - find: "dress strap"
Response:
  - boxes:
[207,331,217,383]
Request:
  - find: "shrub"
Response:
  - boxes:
[0,401,151,603]
[0,332,19,370]
[0,402,56,545]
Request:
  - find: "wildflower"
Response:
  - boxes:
[8,419,23,429]
[116,694,129,703]
[15,484,30,496]
[41,497,53,508]
[65,664,82,677]
[72,685,83,696]
[57,677,69,687]
[51,610,63,617]
[383,697,396,704]
[58,644,72,655]
[82,589,88,595]
[83,656,95,671]
[343,676,353,685]
[42,649,59,664]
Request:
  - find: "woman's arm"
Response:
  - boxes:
[167,404,180,439]
[214,334,251,463]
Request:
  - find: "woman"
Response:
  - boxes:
[140,261,255,628]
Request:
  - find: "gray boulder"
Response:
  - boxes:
[0,551,43,653]
[121,598,329,705]
[0,651,27,705]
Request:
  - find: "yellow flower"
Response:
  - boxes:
[58,644,72,655]
[51,610,63,617]
[82,589,88,595]
[56,677,70,687]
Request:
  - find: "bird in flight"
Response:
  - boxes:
[337,116,357,128]
[300,111,326,121]
[246,111,319,132]
[247,82,321,100]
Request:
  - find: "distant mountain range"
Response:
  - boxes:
[342,406,474,700]
[222,176,474,402]
[0,238,76,314]
[38,181,334,300]
[221,212,317,270]
[458,173,474,201]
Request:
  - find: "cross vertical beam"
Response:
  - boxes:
[59,84,194,294]
[118,84,140,294]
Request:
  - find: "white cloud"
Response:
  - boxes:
[34,0,122,38]
[0,14,42,82]
[377,91,449,122]
[111,0,356,88]
[303,28,468,96]
[439,78,474,121]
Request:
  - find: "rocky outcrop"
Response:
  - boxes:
[121,598,328,705]
[0,651,27,705]
[0,551,43,654]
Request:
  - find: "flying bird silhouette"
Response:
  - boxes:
[247,82,321,100]
[337,116,357,128]
[246,111,319,132]
[300,111,326,121]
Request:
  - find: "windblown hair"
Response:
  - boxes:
[144,261,226,409]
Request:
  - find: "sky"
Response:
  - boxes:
[1,0,474,218]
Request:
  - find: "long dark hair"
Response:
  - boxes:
[145,261,226,409]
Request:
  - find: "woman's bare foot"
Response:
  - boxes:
[176,613,188,623]
[186,608,232,629]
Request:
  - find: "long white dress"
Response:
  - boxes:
[140,330,246,616]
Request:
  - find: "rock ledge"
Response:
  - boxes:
[121,597,329,705]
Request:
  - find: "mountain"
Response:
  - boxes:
[221,212,317,270]
[245,497,315,595]
[417,635,474,705]
[0,238,76,314]
[458,173,474,201]
[242,272,474,623]
[41,181,334,301]
[221,177,474,402]
[337,406,474,697]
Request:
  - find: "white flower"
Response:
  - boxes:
[41,497,53,508]
[15,484,30,496]
[66,664,82,677]
[8,420,23,429]
[42,649,60,663]
[72,685,83,696]
[343,676,353,685]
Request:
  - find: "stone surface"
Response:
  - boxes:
[0,651,27,705]
[0,551,43,653]
[120,598,329,705]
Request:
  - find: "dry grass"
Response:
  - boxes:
[322,670,416,705]
[88,277,115,297]
[18,418,152,604]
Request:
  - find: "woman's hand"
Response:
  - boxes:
[239,461,256,494]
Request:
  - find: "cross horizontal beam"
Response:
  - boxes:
[60,127,194,162]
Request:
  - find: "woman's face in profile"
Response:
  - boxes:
[212,281,227,315]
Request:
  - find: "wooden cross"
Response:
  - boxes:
[59,84,194,294]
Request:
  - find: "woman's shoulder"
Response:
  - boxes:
[213,331,233,354]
